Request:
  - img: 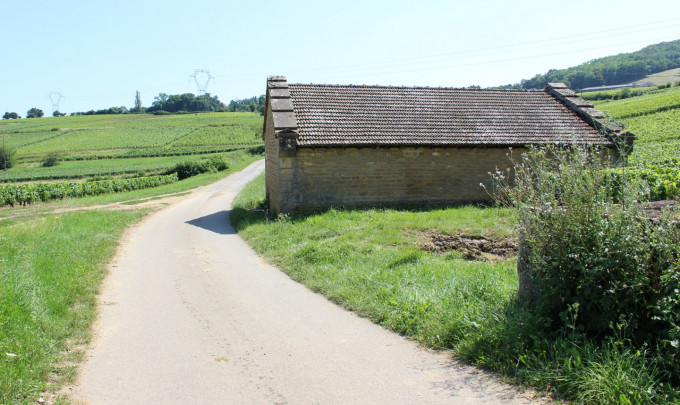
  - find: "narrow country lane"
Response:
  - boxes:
[71,160,540,404]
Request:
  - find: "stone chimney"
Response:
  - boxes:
[267,76,299,151]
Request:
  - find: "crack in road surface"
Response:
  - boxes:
[70,160,544,404]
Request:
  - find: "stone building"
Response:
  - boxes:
[263,76,633,215]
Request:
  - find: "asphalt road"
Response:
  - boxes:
[71,160,540,404]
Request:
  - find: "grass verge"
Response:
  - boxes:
[0,210,147,404]
[231,174,680,404]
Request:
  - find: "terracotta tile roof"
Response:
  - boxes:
[266,77,631,148]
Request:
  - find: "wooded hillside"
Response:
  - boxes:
[520,39,680,90]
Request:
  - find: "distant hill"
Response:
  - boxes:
[520,39,680,90]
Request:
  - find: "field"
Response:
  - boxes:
[0,112,264,206]
[592,85,680,168]
[636,67,680,86]
[0,112,262,183]
[588,84,680,199]
[591,85,680,119]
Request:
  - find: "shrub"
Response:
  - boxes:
[169,161,205,180]
[490,145,680,381]
[166,155,229,180]
[207,155,229,171]
[0,144,16,169]
[41,152,62,167]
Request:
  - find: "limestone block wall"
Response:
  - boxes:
[274,146,523,214]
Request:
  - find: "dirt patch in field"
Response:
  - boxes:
[418,230,517,261]
[0,190,194,224]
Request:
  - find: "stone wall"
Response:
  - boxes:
[270,145,524,214]
[264,106,280,214]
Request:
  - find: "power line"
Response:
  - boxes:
[280,21,680,77]
[311,36,680,82]
[190,69,214,95]
[211,33,678,87]
[212,17,680,82]
[47,92,63,113]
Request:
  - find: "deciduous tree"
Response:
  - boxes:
[0,144,16,169]
[26,108,44,118]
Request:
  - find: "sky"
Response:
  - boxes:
[2,0,679,115]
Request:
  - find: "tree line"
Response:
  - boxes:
[4,92,266,119]
[226,95,265,114]
[2,108,46,119]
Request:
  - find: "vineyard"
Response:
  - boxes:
[0,112,261,158]
[0,112,263,206]
[592,85,680,199]
[592,85,680,119]
[0,173,179,206]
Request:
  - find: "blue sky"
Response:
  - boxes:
[2,0,679,115]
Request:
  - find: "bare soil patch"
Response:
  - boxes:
[419,230,517,261]
[0,191,193,225]
[643,200,679,221]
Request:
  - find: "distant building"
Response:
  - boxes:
[263,77,634,214]
[581,82,656,92]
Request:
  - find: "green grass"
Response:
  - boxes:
[230,174,680,403]
[230,171,266,210]
[637,67,680,86]
[0,154,261,223]
[231,174,517,348]
[0,210,147,404]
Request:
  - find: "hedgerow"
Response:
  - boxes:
[0,173,178,207]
